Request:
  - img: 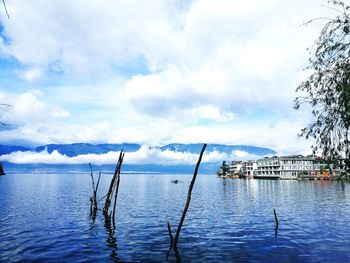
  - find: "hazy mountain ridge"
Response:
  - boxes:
[0,145,32,155]
[0,143,276,157]
[34,143,141,157]
[157,143,275,155]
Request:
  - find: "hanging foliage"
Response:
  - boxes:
[295,0,350,173]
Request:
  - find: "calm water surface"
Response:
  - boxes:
[1,173,350,262]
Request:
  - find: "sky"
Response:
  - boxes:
[0,0,338,158]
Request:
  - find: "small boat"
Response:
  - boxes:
[171,179,183,184]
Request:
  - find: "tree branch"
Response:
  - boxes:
[2,0,9,19]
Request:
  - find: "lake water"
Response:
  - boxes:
[1,173,350,262]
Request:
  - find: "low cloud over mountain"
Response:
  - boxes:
[0,143,275,166]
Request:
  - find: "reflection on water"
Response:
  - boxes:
[1,173,350,262]
[103,214,119,261]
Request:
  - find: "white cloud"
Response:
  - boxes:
[18,68,44,82]
[52,109,70,118]
[0,90,47,126]
[184,105,236,122]
[0,146,263,165]
[234,150,250,158]
[0,90,71,129]
[14,92,44,118]
[120,0,327,119]
[0,0,335,155]
[0,0,183,74]
[0,82,313,155]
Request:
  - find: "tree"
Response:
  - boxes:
[294,0,350,173]
[1,0,9,19]
[1,0,9,126]
[217,161,230,176]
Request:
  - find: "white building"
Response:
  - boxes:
[254,155,329,179]
[229,161,243,176]
[254,156,281,179]
[242,160,257,178]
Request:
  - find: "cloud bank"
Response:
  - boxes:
[0,146,263,165]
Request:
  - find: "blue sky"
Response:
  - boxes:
[0,0,336,156]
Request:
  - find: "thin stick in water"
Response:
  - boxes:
[167,221,174,248]
[166,221,175,261]
[274,209,279,230]
[89,163,98,214]
[89,163,96,193]
[103,150,124,214]
[96,172,101,194]
[173,143,207,249]
[112,152,124,227]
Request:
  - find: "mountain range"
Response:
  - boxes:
[0,143,276,174]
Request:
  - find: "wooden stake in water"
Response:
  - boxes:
[0,162,5,176]
[103,151,124,215]
[169,143,207,251]
[112,154,123,227]
[89,163,99,215]
[167,221,174,249]
[274,208,279,237]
